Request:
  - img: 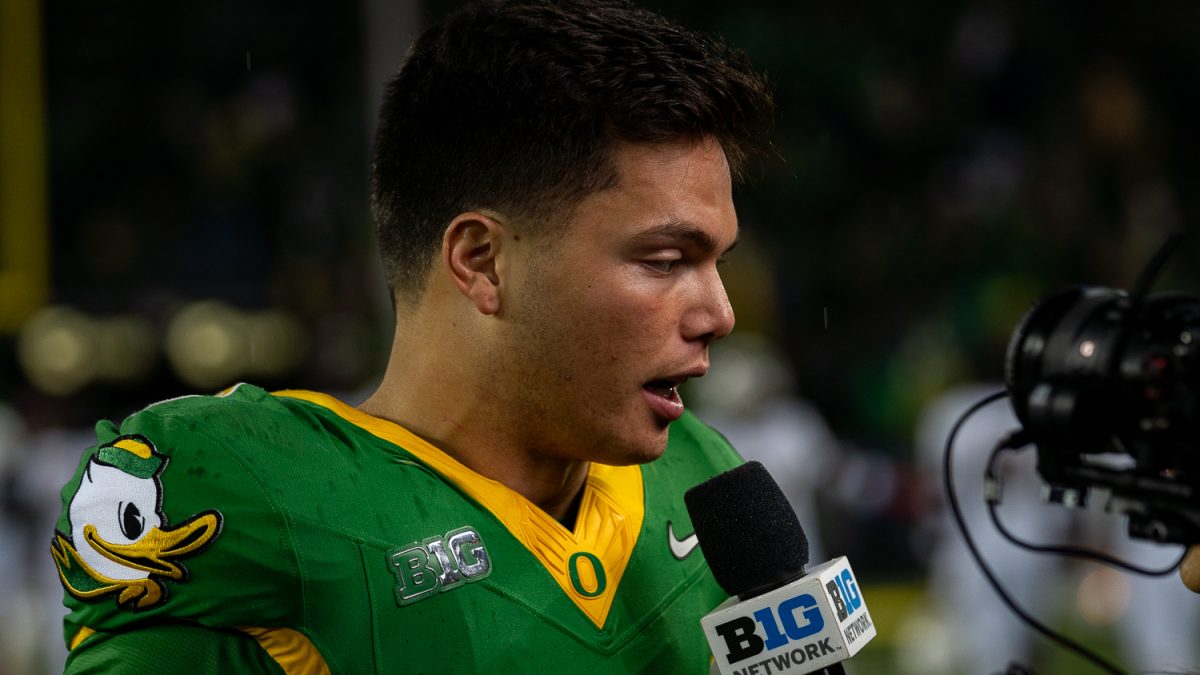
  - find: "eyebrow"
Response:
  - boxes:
[632,220,739,255]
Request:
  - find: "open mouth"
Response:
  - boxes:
[644,379,680,399]
[643,378,685,422]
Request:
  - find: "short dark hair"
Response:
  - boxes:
[372,0,774,300]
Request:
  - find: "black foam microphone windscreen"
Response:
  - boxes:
[684,461,809,599]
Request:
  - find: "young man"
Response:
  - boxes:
[52,1,774,671]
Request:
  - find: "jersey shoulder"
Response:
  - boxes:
[659,409,743,476]
[52,384,318,653]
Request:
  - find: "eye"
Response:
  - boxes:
[119,502,146,540]
[642,252,682,274]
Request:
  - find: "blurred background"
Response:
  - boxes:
[3,0,1200,672]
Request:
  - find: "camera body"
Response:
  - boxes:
[1005,284,1200,544]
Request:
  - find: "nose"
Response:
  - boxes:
[683,267,736,345]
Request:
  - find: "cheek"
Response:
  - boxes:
[594,308,678,401]
[579,284,669,354]
[520,266,676,379]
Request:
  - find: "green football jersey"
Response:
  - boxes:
[53,384,742,673]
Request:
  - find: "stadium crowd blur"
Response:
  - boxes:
[4,1,1200,673]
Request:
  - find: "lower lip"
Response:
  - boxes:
[643,386,685,422]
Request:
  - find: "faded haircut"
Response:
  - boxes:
[372,0,774,301]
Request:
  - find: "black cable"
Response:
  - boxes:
[1129,232,1184,304]
[984,443,1187,576]
[942,390,1128,675]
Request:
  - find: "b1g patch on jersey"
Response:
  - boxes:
[388,527,492,606]
[51,435,223,611]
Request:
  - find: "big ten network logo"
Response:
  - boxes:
[388,526,492,606]
[713,592,830,664]
[824,568,862,621]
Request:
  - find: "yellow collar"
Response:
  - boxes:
[273,390,645,628]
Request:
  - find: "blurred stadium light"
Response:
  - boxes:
[17,308,156,395]
[17,302,305,395]
[165,301,306,390]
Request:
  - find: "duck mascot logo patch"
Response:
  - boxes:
[51,435,223,611]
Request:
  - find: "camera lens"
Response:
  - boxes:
[1005,286,1126,435]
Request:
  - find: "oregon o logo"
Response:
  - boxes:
[568,552,607,598]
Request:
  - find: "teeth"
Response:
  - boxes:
[645,380,678,396]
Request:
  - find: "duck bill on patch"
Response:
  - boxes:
[84,512,221,579]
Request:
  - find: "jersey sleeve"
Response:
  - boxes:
[65,623,285,675]
[52,394,303,665]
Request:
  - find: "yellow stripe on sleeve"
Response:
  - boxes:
[237,626,331,675]
[68,626,95,650]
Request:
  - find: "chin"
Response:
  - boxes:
[592,434,669,467]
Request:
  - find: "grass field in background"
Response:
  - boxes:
[846,581,1174,675]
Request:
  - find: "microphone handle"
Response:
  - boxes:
[809,665,846,675]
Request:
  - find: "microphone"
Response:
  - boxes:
[685,461,876,675]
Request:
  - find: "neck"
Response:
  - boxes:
[358,315,589,521]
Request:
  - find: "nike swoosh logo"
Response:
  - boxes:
[667,521,699,560]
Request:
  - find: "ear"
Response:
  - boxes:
[442,212,507,315]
